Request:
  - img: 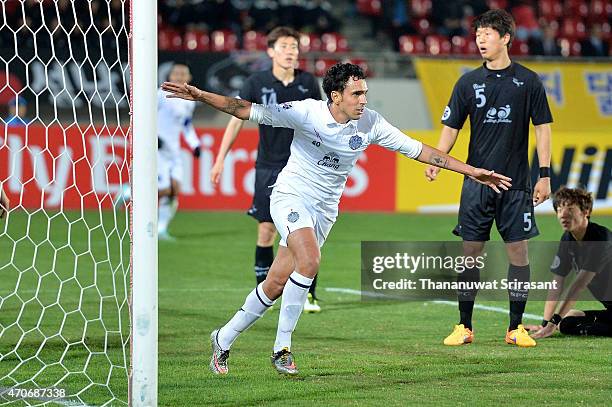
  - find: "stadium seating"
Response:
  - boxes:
[321,33,349,53]
[300,33,322,52]
[158,28,183,51]
[561,18,587,40]
[356,0,381,16]
[210,30,238,52]
[410,0,432,18]
[398,35,426,54]
[425,35,452,55]
[183,30,210,52]
[243,31,267,51]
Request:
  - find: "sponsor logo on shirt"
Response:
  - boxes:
[484,104,512,124]
[349,135,363,150]
[512,77,524,87]
[298,85,309,94]
[442,106,451,121]
[317,152,340,170]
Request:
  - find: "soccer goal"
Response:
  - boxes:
[0,1,157,405]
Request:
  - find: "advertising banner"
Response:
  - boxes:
[0,126,396,212]
[414,58,612,132]
[396,130,612,215]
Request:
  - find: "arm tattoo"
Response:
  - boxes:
[221,98,249,116]
[430,153,449,168]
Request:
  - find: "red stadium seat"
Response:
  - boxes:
[539,0,563,19]
[398,35,425,54]
[183,30,209,52]
[509,39,529,56]
[487,0,508,9]
[158,28,182,51]
[300,34,321,52]
[560,18,587,39]
[321,33,349,53]
[356,0,381,16]
[415,18,433,35]
[346,58,371,76]
[451,36,478,55]
[588,0,612,23]
[425,35,452,55]
[563,0,588,18]
[559,38,581,57]
[297,58,310,71]
[243,31,267,51]
[559,37,582,56]
[210,30,238,52]
[411,0,432,18]
[314,58,337,77]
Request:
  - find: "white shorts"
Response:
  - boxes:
[158,152,183,190]
[270,190,337,248]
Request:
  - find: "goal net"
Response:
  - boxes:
[0,0,142,405]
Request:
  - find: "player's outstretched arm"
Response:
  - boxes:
[417,144,512,193]
[211,116,245,184]
[425,126,459,181]
[0,186,9,219]
[162,82,252,120]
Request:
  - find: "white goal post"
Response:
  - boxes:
[0,0,158,405]
[130,0,159,405]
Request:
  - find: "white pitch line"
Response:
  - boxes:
[324,287,541,321]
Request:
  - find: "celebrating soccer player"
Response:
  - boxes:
[162,62,512,376]
[157,63,202,241]
[525,187,612,338]
[424,9,553,347]
[210,27,324,312]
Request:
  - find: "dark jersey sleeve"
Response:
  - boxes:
[529,76,553,125]
[550,237,572,277]
[310,75,322,100]
[582,232,612,274]
[441,78,469,130]
[239,76,256,103]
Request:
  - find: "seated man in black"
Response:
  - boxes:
[527,187,612,338]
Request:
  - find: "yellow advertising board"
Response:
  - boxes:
[396,131,612,215]
[414,58,612,132]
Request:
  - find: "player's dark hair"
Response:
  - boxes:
[267,26,301,48]
[322,63,366,100]
[472,9,515,48]
[552,187,594,216]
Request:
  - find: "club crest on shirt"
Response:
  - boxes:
[287,211,299,223]
[349,135,363,150]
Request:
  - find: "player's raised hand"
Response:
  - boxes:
[470,169,512,194]
[162,82,202,101]
[210,160,224,184]
[0,188,9,219]
[532,177,551,206]
[425,165,441,181]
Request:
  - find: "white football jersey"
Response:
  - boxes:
[250,99,422,207]
[157,89,199,156]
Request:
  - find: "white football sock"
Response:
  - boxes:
[158,196,177,233]
[217,283,275,350]
[274,271,314,353]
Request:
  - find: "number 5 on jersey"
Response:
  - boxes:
[475,88,486,108]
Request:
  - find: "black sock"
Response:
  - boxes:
[309,274,318,298]
[508,264,530,330]
[254,245,274,285]
[457,267,480,330]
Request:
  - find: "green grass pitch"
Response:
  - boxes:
[1,211,611,406]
